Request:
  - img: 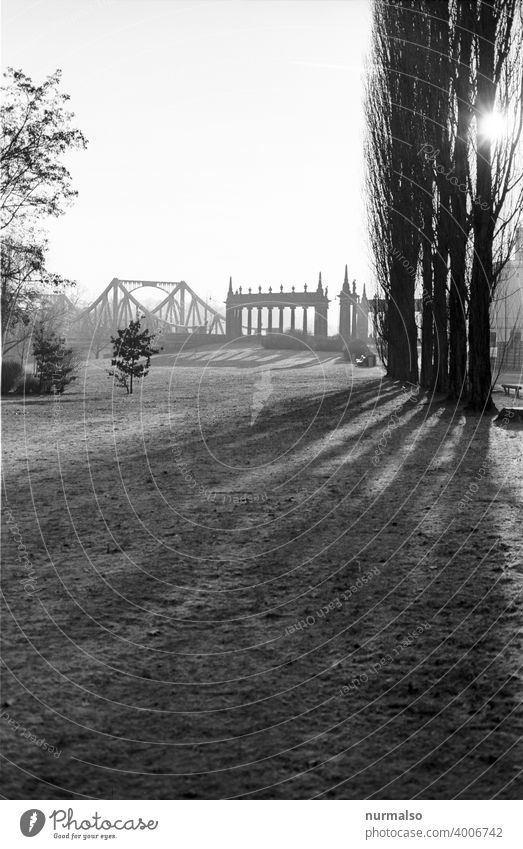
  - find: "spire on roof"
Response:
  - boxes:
[343,264,350,293]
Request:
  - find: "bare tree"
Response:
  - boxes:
[468,0,522,410]
[365,0,422,383]
[365,0,522,408]
[447,0,474,400]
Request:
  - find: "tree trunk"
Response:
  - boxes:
[432,191,449,393]
[448,244,468,399]
[448,0,473,401]
[420,198,434,387]
[387,262,418,383]
[428,6,451,394]
[468,2,496,411]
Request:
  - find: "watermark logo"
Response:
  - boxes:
[20,810,46,837]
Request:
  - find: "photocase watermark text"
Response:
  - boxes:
[338,622,431,697]
[284,564,379,635]
[1,710,61,758]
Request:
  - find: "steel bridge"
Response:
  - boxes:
[75,278,226,338]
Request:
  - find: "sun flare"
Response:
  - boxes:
[479,111,509,141]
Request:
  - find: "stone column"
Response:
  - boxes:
[338,265,352,344]
[290,307,296,330]
[351,298,358,339]
[267,308,273,332]
[279,307,284,332]
[257,307,263,334]
[357,285,370,341]
[356,305,368,341]
[303,307,308,334]
[247,307,252,335]
[226,303,235,337]
[314,303,328,336]
[338,294,351,344]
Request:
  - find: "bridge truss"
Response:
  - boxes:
[75,278,226,339]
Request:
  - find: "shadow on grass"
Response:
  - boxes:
[1,373,520,800]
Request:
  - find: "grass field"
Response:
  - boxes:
[1,357,522,799]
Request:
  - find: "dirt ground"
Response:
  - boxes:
[1,355,522,799]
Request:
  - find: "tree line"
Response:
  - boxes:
[365,0,523,410]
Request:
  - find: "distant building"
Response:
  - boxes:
[225,274,329,337]
[491,226,523,369]
[338,265,370,343]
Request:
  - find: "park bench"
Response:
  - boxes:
[501,383,522,398]
[355,354,377,368]
[494,406,523,424]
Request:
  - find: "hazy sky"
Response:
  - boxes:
[2,0,372,316]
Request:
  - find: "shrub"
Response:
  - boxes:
[342,338,372,361]
[313,335,343,352]
[1,360,23,394]
[261,331,343,352]
[32,325,78,393]
[159,332,222,352]
[13,374,41,395]
[261,331,314,350]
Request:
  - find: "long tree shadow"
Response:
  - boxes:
[202,379,408,466]
[300,411,522,801]
[2,376,520,800]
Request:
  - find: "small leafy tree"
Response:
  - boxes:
[108,318,159,394]
[32,324,78,393]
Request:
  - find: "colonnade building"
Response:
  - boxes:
[225,267,371,340]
